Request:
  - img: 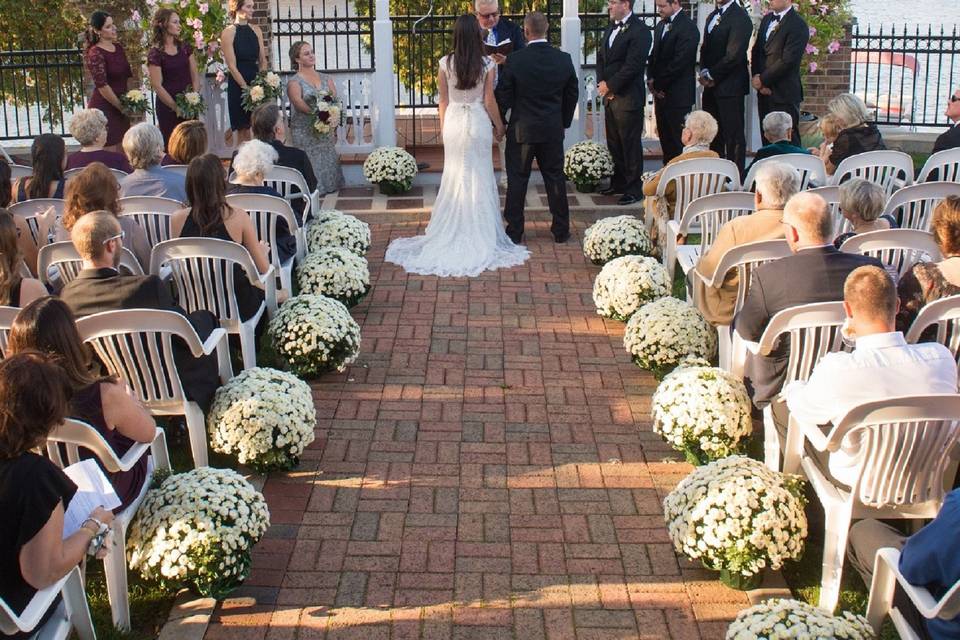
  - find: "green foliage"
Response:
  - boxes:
[747,0,852,77]
[137,0,229,72]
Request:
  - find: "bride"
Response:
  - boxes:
[384,14,530,277]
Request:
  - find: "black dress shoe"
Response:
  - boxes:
[617,194,640,206]
[599,187,622,196]
[554,233,570,244]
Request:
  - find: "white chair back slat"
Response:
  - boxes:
[743,154,828,191]
[225,193,303,292]
[679,192,757,254]
[710,240,792,314]
[163,164,189,176]
[119,196,182,247]
[806,185,851,235]
[9,199,65,246]
[905,294,960,364]
[839,229,941,281]
[657,158,741,224]
[8,164,31,181]
[918,147,960,183]
[262,166,312,222]
[882,182,960,231]
[63,167,127,182]
[756,302,848,384]
[832,150,915,196]
[37,241,143,288]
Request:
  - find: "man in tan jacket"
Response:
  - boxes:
[692,161,800,325]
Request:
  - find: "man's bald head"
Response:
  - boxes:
[71,210,121,262]
[782,192,833,249]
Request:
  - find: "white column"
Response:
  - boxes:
[372,0,397,147]
[560,0,583,146]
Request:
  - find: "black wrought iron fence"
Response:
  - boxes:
[272,0,375,73]
[851,23,960,128]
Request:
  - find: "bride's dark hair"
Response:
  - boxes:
[448,14,485,91]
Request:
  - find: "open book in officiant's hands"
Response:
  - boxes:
[483,39,513,56]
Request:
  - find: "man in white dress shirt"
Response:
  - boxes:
[782,265,958,485]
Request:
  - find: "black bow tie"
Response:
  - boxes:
[771,13,782,22]
[613,20,625,28]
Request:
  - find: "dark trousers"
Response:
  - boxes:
[503,130,569,242]
[604,102,645,197]
[173,310,221,413]
[758,94,801,146]
[654,99,690,164]
[703,90,747,174]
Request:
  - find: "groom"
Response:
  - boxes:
[495,12,579,244]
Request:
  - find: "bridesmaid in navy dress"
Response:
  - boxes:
[221,0,266,145]
[83,11,133,152]
[147,8,202,149]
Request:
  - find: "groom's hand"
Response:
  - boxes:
[490,53,507,65]
[597,80,610,98]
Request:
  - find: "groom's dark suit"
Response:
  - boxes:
[495,41,578,242]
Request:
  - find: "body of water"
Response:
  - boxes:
[850,0,960,27]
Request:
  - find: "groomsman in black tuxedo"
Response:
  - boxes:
[647,0,699,164]
[597,0,653,206]
[751,0,809,146]
[699,0,753,173]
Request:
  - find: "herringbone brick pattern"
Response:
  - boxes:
[205,211,749,640]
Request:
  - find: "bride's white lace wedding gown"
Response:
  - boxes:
[384,55,530,277]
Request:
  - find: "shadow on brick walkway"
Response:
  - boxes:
[206,211,749,640]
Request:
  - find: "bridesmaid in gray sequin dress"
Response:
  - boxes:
[286,42,344,194]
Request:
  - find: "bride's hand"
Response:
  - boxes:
[493,124,505,142]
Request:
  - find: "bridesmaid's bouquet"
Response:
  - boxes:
[309,90,343,137]
[241,70,283,112]
[175,89,206,120]
[120,87,152,115]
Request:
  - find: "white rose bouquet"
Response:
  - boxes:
[241,70,282,112]
[593,255,670,321]
[296,247,370,307]
[583,215,654,265]
[726,599,874,639]
[664,456,807,590]
[174,89,206,119]
[651,365,752,464]
[362,146,418,195]
[563,141,614,192]
[207,367,316,472]
[305,210,371,257]
[267,294,361,378]
[624,297,717,379]
[127,467,270,598]
[120,88,152,115]
[309,90,343,137]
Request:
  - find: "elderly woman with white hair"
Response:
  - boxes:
[227,139,296,263]
[812,93,886,175]
[643,110,720,244]
[744,111,809,176]
[119,122,187,202]
[833,177,898,248]
[65,109,132,173]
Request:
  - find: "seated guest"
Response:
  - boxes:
[745,112,809,176]
[65,109,133,173]
[848,488,960,640]
[694,162,799,325]
[247,103,316,223]
[932,87,960,155]
[11,134,66,203]
[896,195,960,338]
[8,298,154,512]
[813,94,886,176]
[833,178,897,248]
[734,192,882,407]
[60,211,219,412]
[782,266,956,485]
[171,154,272,321]
[809,113,842,162]
[643,110,720,244]
[119,123,187,203]
[59,162,151,269]
[0,352,115,632]
[0,211,45,307]
[0,162,11,208]
[227,140,296,263]
[162,120,207,166]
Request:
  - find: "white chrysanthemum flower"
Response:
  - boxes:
[563,141,614,186]
[305,210,370,256]
[623,297,717,378]
[725,598,873,639]
[296,247,370,307]
[267,294,361,378]
[583,215,654,265]
[593,255,670,320]
[362,146,418,190]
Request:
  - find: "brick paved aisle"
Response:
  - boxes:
[206,212,749,640]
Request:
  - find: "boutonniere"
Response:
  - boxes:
[621,22,630,32]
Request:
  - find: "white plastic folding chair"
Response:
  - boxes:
[163,164,189,176]
[8,198,65,246]
[882,182,960,231]
[781,394,960,612]
[76,309,234,468]
[8,164,32,181]
[831,150,915,196]
[0,566,95,640]
[905,294,960,363]
[867,547,960,640]
[263,165,317,224]
[917,147,960,183]
[743,154,828,191]
[690,240,792,371]
[45,418,170,631]
[119,195,182,247]
[0,306,17,357]
[738,301,848,472]
[839,229,941,281]
[225,192,305,295]
[63,166,128,182]
[806,185,850,235]
[671,191,756,282]
[650,158,740,280]
[150,237,277,370]
[37,241,143,288]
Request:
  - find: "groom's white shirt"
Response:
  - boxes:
[527,38,548,44]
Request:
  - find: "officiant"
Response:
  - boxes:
[475,0,525,67]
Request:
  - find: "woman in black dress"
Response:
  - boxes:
[221,0,266,146]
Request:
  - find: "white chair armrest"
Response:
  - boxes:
[200,327,228,356]
[740,335,761,355]
[793,415,832,452]
[116,441,152,472]
[869,546,952,634]
[200,328,234,384]
[149,427,171,472]
[4,569,72,632]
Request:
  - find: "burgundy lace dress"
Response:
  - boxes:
[148,44,194,147]
[85,43,133,146]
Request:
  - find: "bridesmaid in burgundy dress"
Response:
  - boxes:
[147,8,202,149]
[84,11,132,152]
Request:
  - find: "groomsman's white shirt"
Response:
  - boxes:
[764,5,794,41]
[608,12,633,48]
[706,0,734,33]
